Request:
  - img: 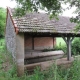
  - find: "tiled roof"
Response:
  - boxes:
[9,8,79,34]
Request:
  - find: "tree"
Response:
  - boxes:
[0,7,6,38]
[13,0,80,17]
[13,0,65,17]
[64,0,80,31]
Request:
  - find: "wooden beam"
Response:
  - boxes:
[32,37,34,50]
[70,37,74,42]
[53,37,54,48]
[25,32,80,37]
[62,36,67,44]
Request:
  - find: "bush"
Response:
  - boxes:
[42,48,55,52]
[67,57,80,80]
[72,38,80,55]
[54,45,67,54]
[42,45,67,55]
[1,45,80,80]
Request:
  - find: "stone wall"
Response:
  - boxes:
[16,33,24,76]
[5,12,16,60]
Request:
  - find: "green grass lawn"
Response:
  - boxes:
[56,37,66,46]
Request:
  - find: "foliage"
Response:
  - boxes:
[0,44,18,80]
[1,43,80,80]
[55,38,80,55]
[54,45,67,54]
[13,0,65,17]
[56,38,80,55]
[64,0,80,31]
[0,7,6,37]
[71,38,80,55]
[67,57,80,80]
[1,37,80,80]
[24,57,80,80]
[0,38,5,49]
[12,0,79,17]
[42,48,55,52]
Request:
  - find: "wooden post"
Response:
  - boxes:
[67,37,71,60]
[32,37,34,50]
[53,37,54,48]
[62,36,74,61]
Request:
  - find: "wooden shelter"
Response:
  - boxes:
[6,7,80,76]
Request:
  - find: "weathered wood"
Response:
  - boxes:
[24,32,80,37]
[62,37,74,61]
[32,37,34,50]
[62,36,67,44]
[53,37,54,47]
[67,37,71,61]
[71,37,74,42]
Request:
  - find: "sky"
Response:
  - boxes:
[0,0,77,17]
[0,0,17,8]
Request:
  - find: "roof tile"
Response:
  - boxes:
[9,8,79,34]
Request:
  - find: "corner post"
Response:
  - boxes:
[16,33,24,76]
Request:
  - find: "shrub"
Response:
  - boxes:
[72,38,80,55]
[42,48,55,52]
[42,45,67,55]
[54,45,67,54]
[1,45,80,80]
[67,57,80,80]
[1,40,80,80]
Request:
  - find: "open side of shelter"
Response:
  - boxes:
[5,7,80,76]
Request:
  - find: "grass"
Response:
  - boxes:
[0,38,5,49]
[0,47,80,80]
[1,38,80,80]
[0,45,18,80]
[56,37,66,46]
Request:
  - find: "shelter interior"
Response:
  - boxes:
[23,32,77,72]
[24,33,58,65]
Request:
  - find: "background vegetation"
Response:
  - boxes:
[0,42,80,80]
[72,38,80,55]
[56,37,80,56]
[0,7,6,38]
